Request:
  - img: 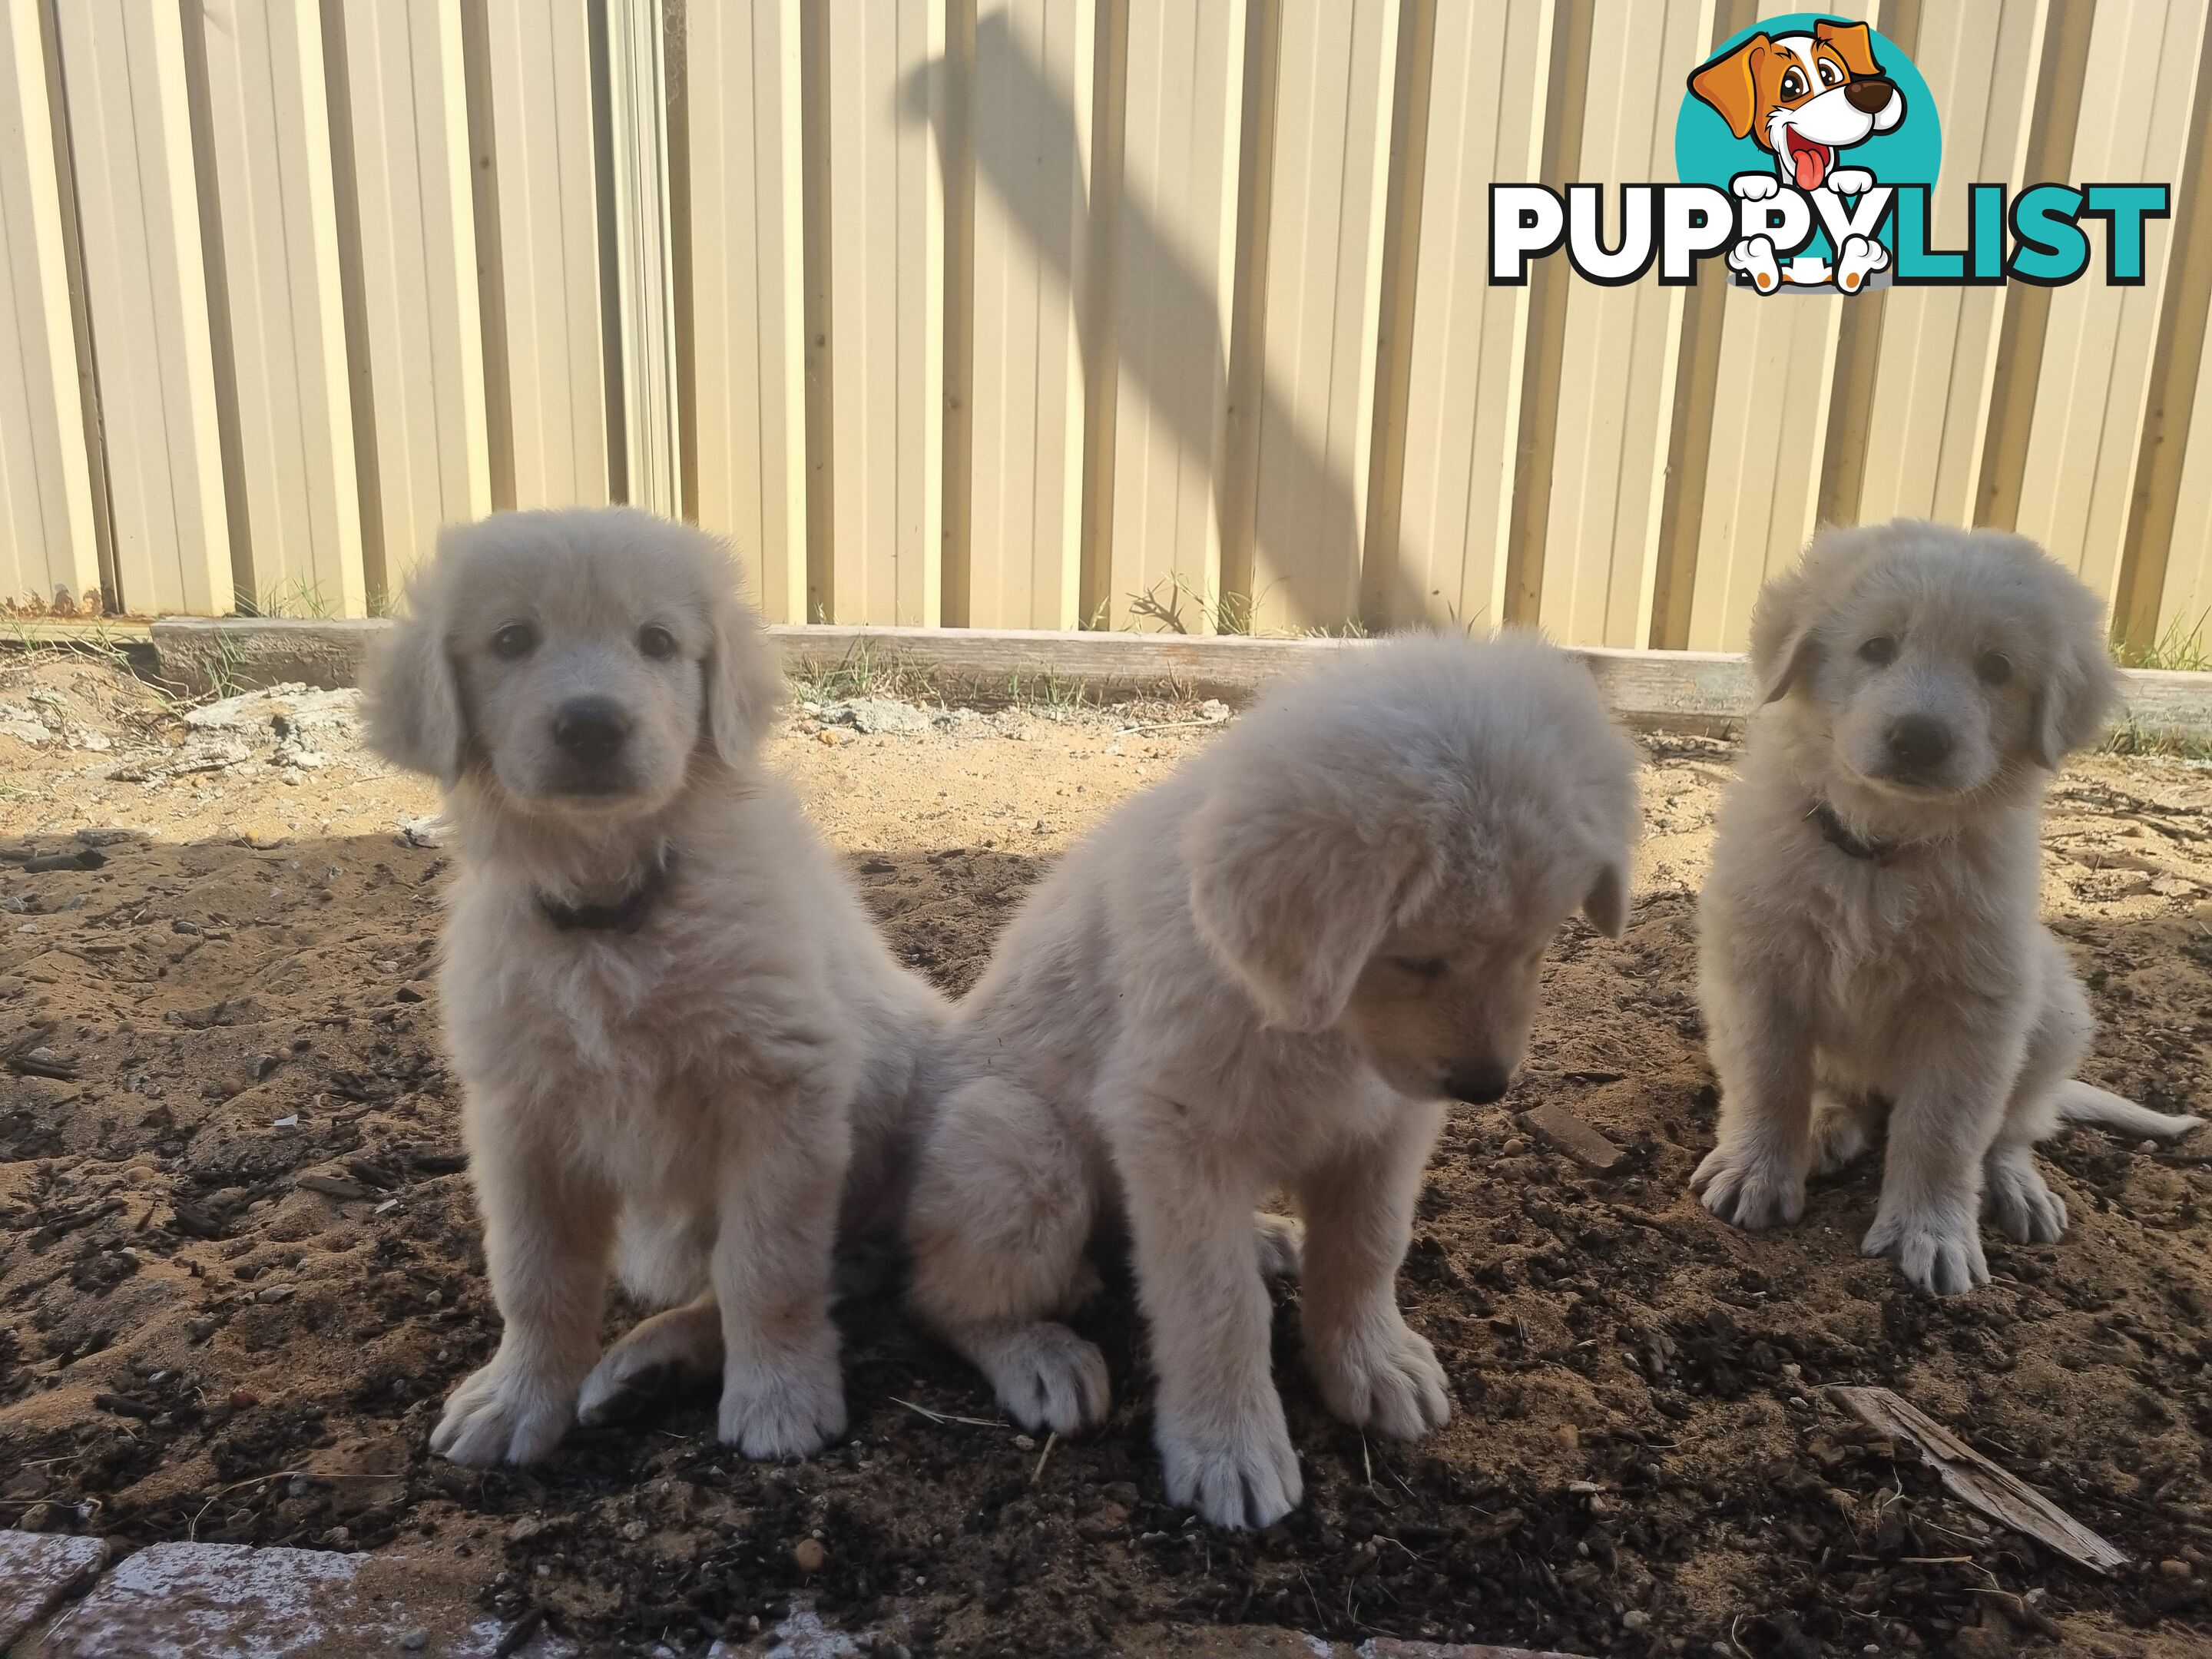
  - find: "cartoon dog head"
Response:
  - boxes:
[1690,19,1904,192]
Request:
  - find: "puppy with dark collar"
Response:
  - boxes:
[1691,521,2200,1295]
[366,507,945,1465]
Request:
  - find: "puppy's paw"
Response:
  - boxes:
[1690,1142,1806,1230]
[1157,1402,1302,1530]
[577,1300,721,1425]
[432,1360,576,1466]
[1255,1212,1305,1280]
[719,1351,846,1460]
[1730,172,1781,201]
[981,1321,1110,1435]
[1309,1318,1450,1442]
[1808,1108,1871,1177]
[1984,1151,2068,1245]
[1863,1204,1988,1296]
[1828,167,1874,195]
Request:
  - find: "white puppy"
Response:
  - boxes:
[363,508,945,1466]
[906,634,1641,1528]
[1693,520,2200,1295]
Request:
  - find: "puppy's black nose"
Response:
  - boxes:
[1443,1062,1512,1105]
[1844,75,1894,114]
[552,698,631,762]
[1885,713,1953,774]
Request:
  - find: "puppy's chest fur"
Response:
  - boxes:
[1720,789,2037,1038]
[442,880,846,1144]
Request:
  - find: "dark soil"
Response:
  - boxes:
[2,651,2209,1657]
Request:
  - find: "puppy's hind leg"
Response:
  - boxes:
[577,1296,723,1424]
[906,1079,1108,1435]
[1254,1211,1304,1279]
[1808,1088,1882,1177]
[1984,959,2090,1246]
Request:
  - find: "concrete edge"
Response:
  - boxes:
[0,1531,1588,1657]
[138,616,2212,743]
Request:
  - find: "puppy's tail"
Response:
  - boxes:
[2055,1081,2202,1141]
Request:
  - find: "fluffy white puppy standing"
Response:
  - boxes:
[906,634,1641,1528]
[1694,520,2200,1295]
[363,508,945,1466]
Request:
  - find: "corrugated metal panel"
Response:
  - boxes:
[1385,0,1549,632]
[334,0,491,591]
[823,0,944,627]
[1684,2,1868,651]
[2161,334,2212,641]
[1099,0,1245,632]
[965,0,1092,631]
[2012,0,2208,611]
[1245,0,1397,634]
[1849,0,2045,529]
[0,0,2208,655]
[1538,0,1712,649]
[482,0,607,511]
[607,0,682,517]
[687,0,806,621]
[192,0,364,617]
[54,0,232,615]
[0,0,96,612]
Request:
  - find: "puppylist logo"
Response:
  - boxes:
[1491,15,2170,295]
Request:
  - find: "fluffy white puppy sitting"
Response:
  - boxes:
[1694,520,2200,1295]
[906,634,1641,1528]
[364,507,945,1466]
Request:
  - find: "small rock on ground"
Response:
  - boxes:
[11,1538,572,1659]
[0,1532,108,1649]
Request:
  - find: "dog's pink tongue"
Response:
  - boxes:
[1793,145,1826,191]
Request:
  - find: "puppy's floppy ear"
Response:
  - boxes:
[1185,782,1436,1033]
[1749,567,1818,704]
[363,567,465,786]
[2027,572,2123,769]
[1814,18,1881,78]
[1690,35,1767,141]
[1582,856,1630,939]
[704,588,786,764]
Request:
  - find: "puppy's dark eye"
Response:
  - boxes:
[1858,635,1898,667]
[1391,956,1449,981]
[1976,651,2012,687]
[638,624,677,661]
[1818,58,1843,86]
[1780,68,1806,98]
[491,622,537,660]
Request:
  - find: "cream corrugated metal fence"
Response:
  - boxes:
[3,0,2209,655]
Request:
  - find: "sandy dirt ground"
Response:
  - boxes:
[0,647,2207,1659]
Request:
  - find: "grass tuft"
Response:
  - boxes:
[2116,612,2212,674]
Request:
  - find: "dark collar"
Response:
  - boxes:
[1807,800,1909,867]
[538,847,677,933]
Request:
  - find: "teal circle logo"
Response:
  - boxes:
[1677,15,1940,288]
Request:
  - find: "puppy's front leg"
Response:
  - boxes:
[1692,970,1816,1229]
[1120,1121,1299,1530]
[711,1098,851,1460]
[1863,1019,2023,1295]
[1298,1104,1450,1442]
[434,1121,614,1466]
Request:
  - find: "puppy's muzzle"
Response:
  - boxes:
[1442,1061,1512,1106]
[1881,713,1954,781]
[553,697,631,762]
[1844,76,1895,114]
